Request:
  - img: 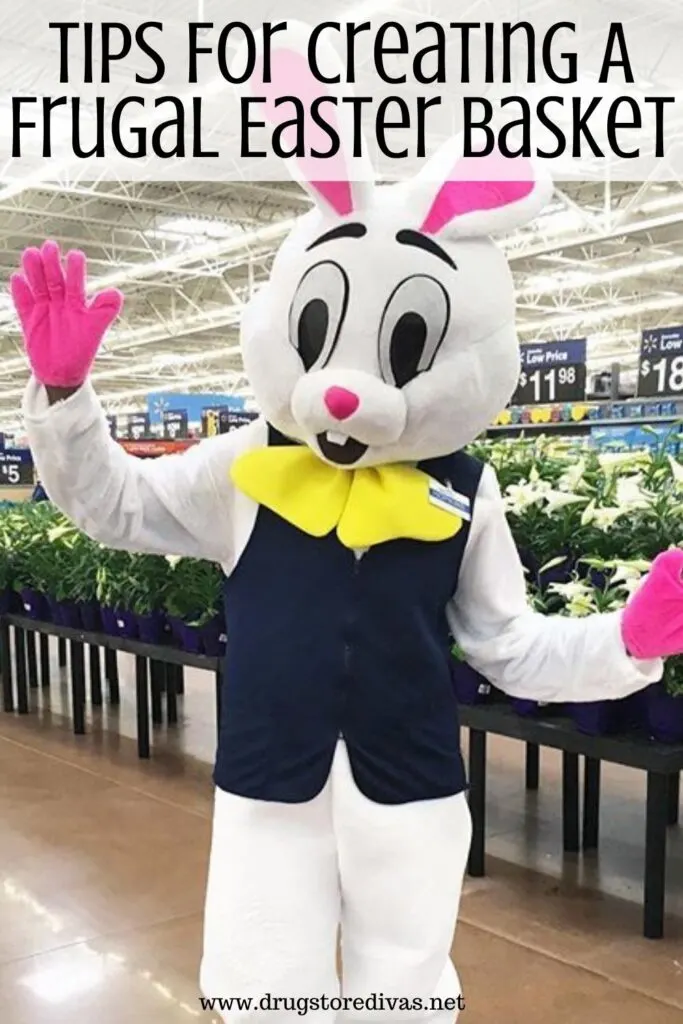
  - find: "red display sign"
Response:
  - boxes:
[119,439,197,457]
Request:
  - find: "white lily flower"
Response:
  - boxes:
[165,554,181,568]
[592,506,626,530]
[667,455,683,489]
[615,475,653,511]
[548,580,593,601]
[598,451,650,475]
[557,458,587,492]
[619,577,644,599]
[610,559,651,585]
[581,501,597,526]
[504,479,551,514]
[566,593,597,617]
[543,490,591,515]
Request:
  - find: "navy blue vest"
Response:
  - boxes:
[214,428,484,805]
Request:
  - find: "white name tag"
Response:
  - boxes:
[428,480,471,520]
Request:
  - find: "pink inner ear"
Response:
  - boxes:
[252,49,353,217]
[421,154,535,235]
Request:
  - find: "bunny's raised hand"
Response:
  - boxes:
[11,240,123,391]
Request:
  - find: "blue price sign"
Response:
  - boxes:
[637,327,683,397]
[218,409,258,433]
[127,413,150,440]
[511,339,587,406]
[162,409,188,439]
[0,448,33,485]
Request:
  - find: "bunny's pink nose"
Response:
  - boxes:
[324,386,360,421]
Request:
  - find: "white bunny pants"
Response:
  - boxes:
[200,742,471,1023]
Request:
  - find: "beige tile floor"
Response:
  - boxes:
[0,638,681,1022]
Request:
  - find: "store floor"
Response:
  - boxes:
[0,641,681,1023]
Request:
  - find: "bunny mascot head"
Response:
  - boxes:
[240,23,553,469]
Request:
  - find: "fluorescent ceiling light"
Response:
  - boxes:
[535,209,586,236]
[638,193,683,214]
[519,293,683,334]
[502,208,587,249]
[146,217,241,244]
[517,254,683,297]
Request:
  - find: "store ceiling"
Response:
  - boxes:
[1,0,682,430]
[1,175,683,430]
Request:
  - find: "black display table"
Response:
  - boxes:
[0,614,222,759]
[460,701,683,940]
[1,615,681,939]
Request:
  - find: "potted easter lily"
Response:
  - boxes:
[41,518,92,627]
[125,553,171,643]
[67,533,104,631]
[553,559,654,736]
[165,557,225,655]
[0,511,18,613]
[10,503,54,621]
[96,548,141,638]
[503,458,593,591]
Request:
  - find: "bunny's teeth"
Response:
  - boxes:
[326,431,348,446]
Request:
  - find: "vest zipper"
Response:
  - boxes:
[340,552,363,740]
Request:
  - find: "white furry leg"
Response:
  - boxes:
[199,785,340,1023]
[333,746,471,1023]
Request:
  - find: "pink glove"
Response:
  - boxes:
[621,549,683,659]
[10,240,123,388]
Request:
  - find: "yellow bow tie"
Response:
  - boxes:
[230,446,464,548]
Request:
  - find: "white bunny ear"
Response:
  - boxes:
[406,135,553,238]
[243,21,375,218]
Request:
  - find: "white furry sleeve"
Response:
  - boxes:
[446,463,663,703]
[22,378,264,572]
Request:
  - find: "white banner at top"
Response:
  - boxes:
[0,0,681,182]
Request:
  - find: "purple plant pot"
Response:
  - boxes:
[511,698,542,717]
[20,589,50,622]
[179,622,203,654]
[647,685,683,744]
[113,609,138,639]
[584,567,610,591]
[568,700,621,736]
[616,689,651,734]
[101,607,138,639]
[167,616,185,647]
[58,601,82,629]
[79,601,102,632]
[46,595,64,625]
[450,660,491,705]
[136,610,167,644]
[100,606,118,636]
[199,615,226,657]
[516,545,540,579]
[0,589,21,614]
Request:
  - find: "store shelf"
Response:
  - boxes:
[487,415,681,436]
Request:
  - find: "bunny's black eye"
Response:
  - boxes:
[289,261,349,371]
[378,275,450,388]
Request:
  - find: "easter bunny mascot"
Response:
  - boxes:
[13,22,683,1024]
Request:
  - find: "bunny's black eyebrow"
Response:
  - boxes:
[396,230,458,271]
[307,223,367,250]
